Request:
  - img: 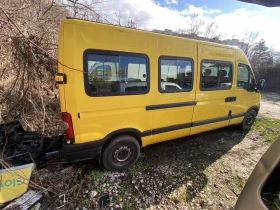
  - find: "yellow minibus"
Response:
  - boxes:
[55,18,265,171]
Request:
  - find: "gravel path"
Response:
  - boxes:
[36,92,280,210]
[259,92,280,119]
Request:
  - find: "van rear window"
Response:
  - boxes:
[84,50,149,96]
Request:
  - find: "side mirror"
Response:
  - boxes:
[257,79,266,92]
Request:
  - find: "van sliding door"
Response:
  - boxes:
[148,37,197,145]
[191,44,235,135]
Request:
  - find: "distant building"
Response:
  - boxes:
[152,29,162,33]
[164,29,172,35]
[152,29,173,35]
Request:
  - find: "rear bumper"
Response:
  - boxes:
[63,139,105,162]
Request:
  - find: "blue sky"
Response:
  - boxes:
[163,0,263,13]
[99,0,280,49]
[161,0,280,19]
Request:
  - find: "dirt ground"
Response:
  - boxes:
[34,92,280,210]
[259,91,280,119]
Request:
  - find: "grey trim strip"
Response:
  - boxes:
[146,101,197,111]
[231,113,245,119]
[152,123,192,135]
[192,116,229,127]
[141,130,152,137]
[138,113,245,137]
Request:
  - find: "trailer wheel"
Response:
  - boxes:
[238,109,257,131]
[102,134,140,171]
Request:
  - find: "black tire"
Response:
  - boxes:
[238,109,257,131]
[102,134,140,171]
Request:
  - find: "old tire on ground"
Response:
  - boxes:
[238,109,257,131]
[102,134,140,171]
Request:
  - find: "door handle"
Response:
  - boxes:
[225,97,236,102]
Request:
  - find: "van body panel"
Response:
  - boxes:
[143,128,191,146]
[57,19,261,163]
[62,21,154,144]
[191,44,235,135]
[151,36,197,141]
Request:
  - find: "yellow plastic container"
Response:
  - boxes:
[0,163,35,203]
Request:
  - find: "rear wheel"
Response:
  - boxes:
[238,110,257,131]
[102,134,140,171]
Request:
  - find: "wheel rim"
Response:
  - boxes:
[113,146,132,163]
[246,115,253,125]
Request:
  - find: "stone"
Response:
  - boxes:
[90,190,97,198]
[61,166,73,174]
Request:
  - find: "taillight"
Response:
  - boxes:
[62,112,74,140]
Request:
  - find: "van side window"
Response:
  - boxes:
[237,64,255,91]
[84,51,149,96]
[200,60,233,90]
[159,56,193,92]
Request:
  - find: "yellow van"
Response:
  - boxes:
[55,18,266,171]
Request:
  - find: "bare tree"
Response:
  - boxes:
[113,10,124,26]
[239,31,259,59]
[175,14,206,39]
[0,0,112,132]
[125,17,141,29]
[59,0,111,23]
[0,0,69,129]
[0,0,146,131]
[203,22,219,40]
[186,14,204,38]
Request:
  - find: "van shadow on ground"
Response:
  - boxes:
[139,126,247,206]
[67,126,248,209]
[41,126,249,209]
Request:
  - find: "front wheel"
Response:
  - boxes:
[102,134,140,171]
[238,110,257,131]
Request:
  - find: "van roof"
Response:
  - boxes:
[63,18,240,51]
